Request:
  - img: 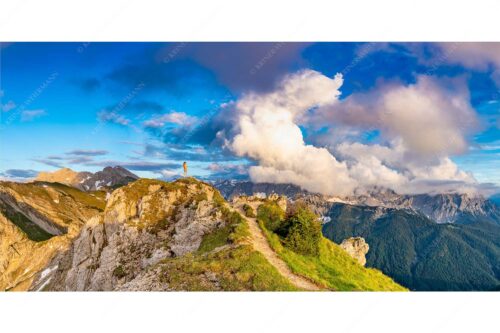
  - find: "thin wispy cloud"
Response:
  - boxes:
[32,158,64,168]
[0,169,38,179]
[85,160,180,172]
[20,109,47,122]
[1,100,16,112]
[65,149,109,156]
[143,112,197,128]
[98,110,130,126]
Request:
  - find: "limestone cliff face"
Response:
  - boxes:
[34,178,229,291]
[0,181,103,291]
[340,237,369,266]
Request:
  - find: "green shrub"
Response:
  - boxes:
[113,265,127,278]
[213,190,226,208]
[194,192,208,203]
[198,209,248,253]
[242,204,256,218]
[197,224,233,253]
[283,207,321,256]
[257,201,285,232]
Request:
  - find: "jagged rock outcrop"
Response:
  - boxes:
[34,178,229,291]
[342,187,500,225]
[268,194,287,212]
[340,237,369,266]
[0,181,104,290]
[406,193,500,224]
[35,166,138,191]
[78,166,139,191]
[232,193,287,212]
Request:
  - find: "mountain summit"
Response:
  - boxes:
[35,168,91,188]
[35,166,138,191]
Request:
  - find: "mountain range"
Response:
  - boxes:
[0,167,403,291]
[1,168,499,291]
[35,166,139,191]
[215,180,500,225]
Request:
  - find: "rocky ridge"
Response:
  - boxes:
[0,181,104,290]
[32,178,236,291]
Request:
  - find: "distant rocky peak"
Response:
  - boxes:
[102,166,137,177]
[35,168,81,186]
[35,166,139,192]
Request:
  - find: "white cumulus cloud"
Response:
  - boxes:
[229,69,357,196]
[227,69,489,196]
[313,75,479,158]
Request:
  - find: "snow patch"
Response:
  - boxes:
[40,265,58,280]
[95,180,104,189]
[36,277,52,291]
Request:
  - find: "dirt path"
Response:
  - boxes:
[233,203,321,291]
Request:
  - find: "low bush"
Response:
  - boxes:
[242,204,256,218]
[283,207,321,256]
[257,201,321,256]
[113,265,127,278]
[257,201,285,232]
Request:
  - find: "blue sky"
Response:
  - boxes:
[0,42,498,194]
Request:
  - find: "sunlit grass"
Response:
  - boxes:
[259,220,407,291]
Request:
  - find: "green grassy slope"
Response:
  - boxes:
[158,245,299,291]
[260,224,405,291]
[257,202,406,291]
[36,181,106,211]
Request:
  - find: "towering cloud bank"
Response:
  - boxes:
[316,76,479,157]
[230,70,357,196]
[228,70,486,196]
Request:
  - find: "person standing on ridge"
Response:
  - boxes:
[183,161,188,177]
